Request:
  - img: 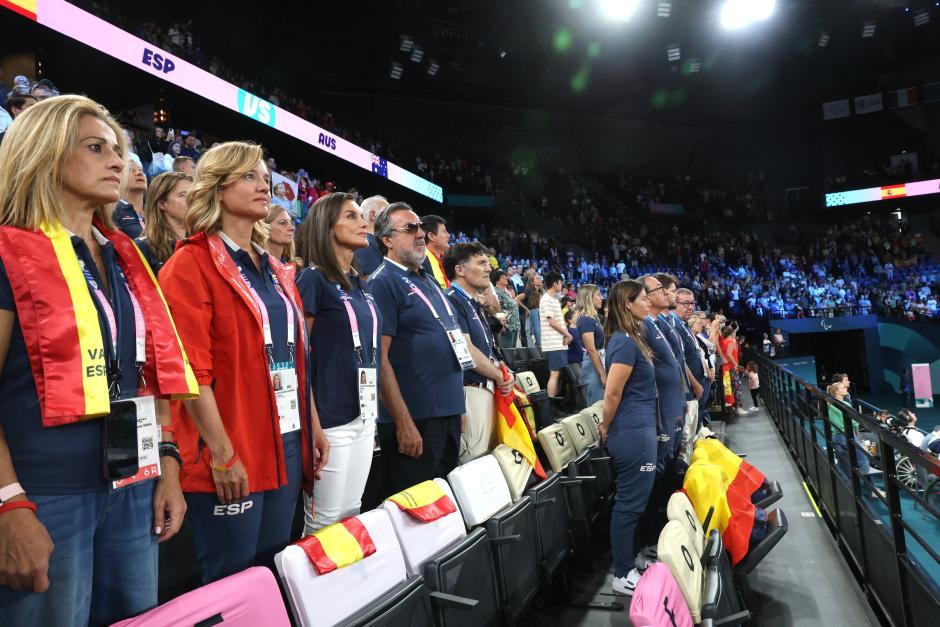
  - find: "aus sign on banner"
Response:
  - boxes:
[911,363,934,408]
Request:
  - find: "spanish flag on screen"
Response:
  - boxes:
[497,365,547,479]
[388,480,457,522]
[0,220,198,425]
[296,517,377,575]
[683,462,756,565]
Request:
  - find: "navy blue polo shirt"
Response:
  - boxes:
[133,236,177,276]
[673,313,706,384]
[567,326,584,365]
[576,316,605,351]
[645,317,684,420]
[657,313,692,399]
[223,239,294,368]
[605,331,657,431]
[112,200,144,239]
[296,266,383,429]
[446,283,494,386]
[354,233,384,277]
[368,259,465,422]
[0,230,140,493]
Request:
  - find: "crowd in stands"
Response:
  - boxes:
[825,153,940,192]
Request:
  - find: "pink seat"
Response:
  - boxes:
[111,567,289,627]
[629,562,695,627]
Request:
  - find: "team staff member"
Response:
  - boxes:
[598,280,658,596]
[369,203,467,496]
[0,96,197,626]
[135,171,191,274]
[421,214,451,289]
[540,271,572,397]
[112,160,148,238]
[264,205,296,264]
[575,284,606,404]
[295,193,383,533]
[444,242,515,464]
[160,141,328,583]
[673,288,707,454]
[354,195,388,279]
[641,275,684,471]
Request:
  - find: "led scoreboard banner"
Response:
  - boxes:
[0,0,445,203]
[825,178,940,208]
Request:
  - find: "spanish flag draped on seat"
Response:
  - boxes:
[690,438,766,501]
[388,480,457,523]
[0,219,198,425]
[683,462,756,565]
[295,516,377,575]
[496,364,546,479]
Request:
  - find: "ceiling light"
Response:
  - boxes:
[600,0,639,22]
[719,0,775,30]
[427,59,439,76]
[410,45,424,63]
[862,21,877,38]
[657,1,671,18]
[818,31,830,47]
[399,35,413,52]
[689,59,702,73]
[913,9,930,26]
[666,44,681,62]
[390,62,403,79]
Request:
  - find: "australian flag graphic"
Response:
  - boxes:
[371,154,388,178]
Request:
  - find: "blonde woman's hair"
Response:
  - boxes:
[575,284,601,321]
[0,94,127,230]
[264,204,295,262]
[185,141,268,246]
[141,172,192,264]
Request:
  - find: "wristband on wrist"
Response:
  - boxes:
[159,442,183,468]
[0,500,36,517]
[0,482,25,505]
[210,451,238,472]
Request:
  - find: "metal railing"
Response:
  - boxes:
[754,353,940,627]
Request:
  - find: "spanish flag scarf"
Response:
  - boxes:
[426,249,450,289]
[0,218,198,426]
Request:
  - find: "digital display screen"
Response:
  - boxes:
[825,178,940,207]
[3,0,444,202]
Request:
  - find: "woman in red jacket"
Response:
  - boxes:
[160,141,328,583]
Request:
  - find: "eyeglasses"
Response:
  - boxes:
[390,222,425,234]
[646,286,664,295]
[677,300,695,306]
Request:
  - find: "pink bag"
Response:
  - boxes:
[111,567,290,626]
[629,563,695,627]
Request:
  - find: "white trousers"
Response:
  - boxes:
[679,399,699,465]
[304,416,375,535]
[459,385,496,465]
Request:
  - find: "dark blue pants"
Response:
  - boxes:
[657,412,678,473]
[607,425,658,578]
[186,431,302,584]
[700,379,711,421]
[377,415,460,498]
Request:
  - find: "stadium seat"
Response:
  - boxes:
[274,509,415,627]
[734,509,789,575]
[628,562,695,627]
[516,371,557,431]
[502,347,529,373]
[753,479,783,510]
[525,473,569,585]
[342,577,435,627]
[580,403,603,441]
[525,347,549,388]
[561,363,588,410]
[657,520,704,623]
[560,413,595,455]
[447,454,513,527]
[492,443,535,502]
[700,530,751,626]
[423,527,502,626]
[667,491,706,557]
[111,567,289,627]
[565,449,600,524]
[537,423,577,473]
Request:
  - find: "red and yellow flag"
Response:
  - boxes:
[0,0,37,21]
[296,516,377,575]
[388,480,457,523]
[0,220,198,426]
[683,463,756,565]
[497,365,546,479]
[425,249,450,289]
[881,184,906,199]
[691,438,766,501]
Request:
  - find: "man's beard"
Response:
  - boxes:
[399,245,426,267]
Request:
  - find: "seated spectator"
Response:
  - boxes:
[295,193,382,533]
[0,89,37,144]
[135,171,192,274]
[112,160,148,238]
[264,205,296,264]
[895,409,924,448]
[179,132,201,160]
[540,271,572,396]
[160,141,327,583]
[0,94,196,625]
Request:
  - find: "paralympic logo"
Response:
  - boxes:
[821,319,832,330]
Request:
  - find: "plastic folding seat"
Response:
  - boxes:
[657,520,704,623]
[516,371,556,431]
[526,347,549,388]
[566,449,599,524]
[700,530,751,626]
[274,509,412,627]
[580,405,602,441]
[447,455,513,527]
[111,567,289,627]
[560,413,595,455]
[628,562,695,627]
[667,491,706,557]
[561,363,588,410]
[423,528,501,626]
[525,473,569,585]
[342,577,434,627]
[492,444,534,502]
[503,347,530,373]
[734,509,789,575]
[753,479,783,510]
[537,423,577,473]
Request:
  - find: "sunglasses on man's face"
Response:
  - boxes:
[390,222,425,234]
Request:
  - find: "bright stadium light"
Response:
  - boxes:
[719,0,775,30]
[600,0,639,22]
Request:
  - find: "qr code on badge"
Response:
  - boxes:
[142,436,154,451]
[290,400,297,410]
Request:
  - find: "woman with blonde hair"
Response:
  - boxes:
[113,159,148,238]
[264,204,296,263]
[0,95,197,625]
[599,279,658,596]
[160,141,328,583]
[135,171,192,273]
[294,192,382,533]
[575,283,606,403]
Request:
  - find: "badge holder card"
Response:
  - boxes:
[109,396,161,489]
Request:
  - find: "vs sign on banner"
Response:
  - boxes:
[237,89,276,127]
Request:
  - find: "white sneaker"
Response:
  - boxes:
[736,408,749,416]
[748,406,759,412]
[612,568,642,595]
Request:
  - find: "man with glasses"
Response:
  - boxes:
[674,288,708,461]
[369,203,468,495]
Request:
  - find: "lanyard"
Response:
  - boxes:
[399,274,458,329]
[648,316,678,363]
[449,283,492,350]
[336,284,378,366]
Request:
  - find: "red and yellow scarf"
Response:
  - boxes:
[0,218,198,426]
[426,249,450,289]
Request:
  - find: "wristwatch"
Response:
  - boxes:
[0,482,25,505]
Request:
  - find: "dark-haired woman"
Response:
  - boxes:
[134,171,191,274]
[295,192,382,534]
[599,280,658,597]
